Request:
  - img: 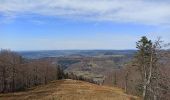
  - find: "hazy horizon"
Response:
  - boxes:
[15,49,137,52]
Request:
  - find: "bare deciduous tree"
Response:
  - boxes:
[0,49,64,93]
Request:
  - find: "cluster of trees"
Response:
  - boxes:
[65,72,102,85]
[135,36,163,100]
[106,36,170,100]
[0,50,65,93]
[0,49,102,93]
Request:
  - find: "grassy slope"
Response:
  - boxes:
[0,79,139,100]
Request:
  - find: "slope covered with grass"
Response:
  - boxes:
[0,79,139,100]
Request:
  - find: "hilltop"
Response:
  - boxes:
[0,79,139,100]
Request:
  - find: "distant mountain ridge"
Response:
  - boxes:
[18,50,136,59]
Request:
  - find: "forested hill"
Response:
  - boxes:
[18,50,136,59]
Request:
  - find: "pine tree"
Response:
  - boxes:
[135,36,161,100]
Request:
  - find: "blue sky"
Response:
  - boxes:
[0,0,170,50]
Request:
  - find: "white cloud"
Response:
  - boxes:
[0,0,170,26]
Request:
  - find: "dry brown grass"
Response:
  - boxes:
[0,79,139,100]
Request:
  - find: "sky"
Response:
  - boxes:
[0,0,170,51]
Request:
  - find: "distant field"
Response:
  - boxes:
[0,79,139,100]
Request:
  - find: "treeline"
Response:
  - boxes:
[0,49,102,93]
[0,49,65,93]
[105,37,170,100]
[65,72,103,85]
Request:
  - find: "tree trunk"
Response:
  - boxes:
[12,65,15,92]
[125,72,128,93]
[154,95,157,100]
[143,84,147,100]
[2,67,7,93]
[143,64,147,100]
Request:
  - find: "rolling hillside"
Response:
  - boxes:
[0,79,139,100]
[19,50,135,59]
